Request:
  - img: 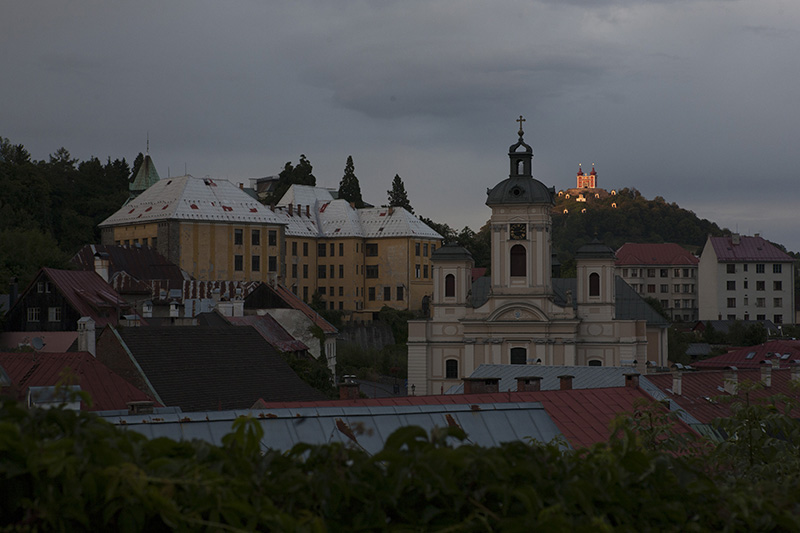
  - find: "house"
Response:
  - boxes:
[408,122,668,396]
[691,340,800,370]
[94,326,327,412]
[698,234,795,325]
[615,243,699,322]
[224,314,310,358]
[691,319,779,337]
[3,268,131,334]
[0,351,157,411]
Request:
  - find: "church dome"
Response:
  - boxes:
[486,116,555,207]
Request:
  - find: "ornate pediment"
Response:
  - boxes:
[493,306,545,322]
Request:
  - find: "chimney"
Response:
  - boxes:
[288,204,293,216]
[463,377,500,394]
[624,373,640,388]
[790,361,800,382]
[306,205,310,217]
[127,400,154,415]
[516,376,542,392]
[388,206,394,215]
[724,366,738,395]
[239,183,243,189]
[760,360,772,388]
[339,375,360,400]
[557,375,574,390]
[77,317,96,356]
[731,233,740,245]
[672,371,682,396]
[296,204,300,216]
[93,252,110,283]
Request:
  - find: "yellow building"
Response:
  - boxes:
[100,177,442,319]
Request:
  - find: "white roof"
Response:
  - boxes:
[358,207,442,238]
[277,184,334,207]
[100,175,284,227]
[317,199,365,238]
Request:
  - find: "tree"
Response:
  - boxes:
[261,154,317,205]
[337,155,363,208]
[130,152,144,181]
[387,174,412,213]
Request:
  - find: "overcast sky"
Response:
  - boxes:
[3,1,799,251]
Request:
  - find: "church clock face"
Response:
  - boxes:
[509,223,527,240]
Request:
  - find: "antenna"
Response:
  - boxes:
[31,337,45,351]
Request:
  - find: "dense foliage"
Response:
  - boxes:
[387,174,413,213]
[0,138,132,289]
[337,155,364,208]
[260,154,316,206]
[2,392,800,531]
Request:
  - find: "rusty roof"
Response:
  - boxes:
[615,243,699,266]
[0,351,157,411]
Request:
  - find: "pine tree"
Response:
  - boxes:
[387,174,413,213]
[337,155,364,208]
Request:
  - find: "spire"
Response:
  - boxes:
[577,163,584,176]
[590,162,596,176]
[508,115,533,178]
[516,115,526,139]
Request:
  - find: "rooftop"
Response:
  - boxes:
[706,235,793,263]
[616,243,699,266]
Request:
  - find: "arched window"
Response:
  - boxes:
[510,244,526,277]
[445,274,455,297]
[510,348,526,365]
[588,359,602,367]
[445,359,459,379]
[589,272,600,297]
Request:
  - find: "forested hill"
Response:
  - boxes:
[551,187,729,261]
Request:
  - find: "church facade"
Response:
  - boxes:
[407,121,668,395]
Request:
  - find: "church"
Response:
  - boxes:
[407,119,668,395]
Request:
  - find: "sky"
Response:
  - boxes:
[3,0,799,251]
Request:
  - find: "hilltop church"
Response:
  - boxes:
[407,119,668,395]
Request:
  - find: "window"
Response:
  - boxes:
[727,280,736,290]
[510,348,526,365]
[47,307,61,322]
[318,266,326,279]
[303,286,308,301]
[366,265,379,278]
[330,243,335,257]
[756,264,765,273]
[423,265,428,278]
[415,242,420,256]
[589,272,600,297]
[622,268,629,277]
[415,264,421,278]
[660,299,668,308]
[368,287,376,301]
[27,307,40,322]
[660,269,668,278]
[773,264,782,274]
[339,286,344,297]
[366,243,378,257]
[774,281,783,291]
[683,268,691,277]
[674,284,681,292]
[660,284,668,293]
[318,243,326,257]
[726,264,735,274]
[727,314,736,320]
[268,230,277,246]
[774,298,783,307]
[683,299,692,308]
[743,281,748,289]
[252,230,261,246]
[303,264,308,279]
[142,238,148,246]
[510,244,526,277]
[37,282,45,293]
[252,255,261,272]
[431,244,436,254]
[774,314,783,325]
[292,241,298,256]
[756,281,765,291]
[630,269,638,277]
[674,269,681,277]
[234,255,243,271]
[339,243,344,256]
[423,243,429,257]
[339,302,343,310]
[268,256,277,272]
[674,300,681,308]
[757,314,765,321]
[756,298,765,308]
[339,265,344,278]
[234,229,243,245]
[647,284,655,293]
[743,297,749,306]
[647,269,655,278]
[742,264,748,272]
[330,265,335,278]
[588,360,602,367]
[318,287,326,295]
[445,359,458,379]
[303,242,308,257]
[384,287,391,301]
[151,237,157,248]
[727,298,736,308]
[329,302,334,310]
[397,286,404,300]
[292,264,298,278]
[445,274,455,297]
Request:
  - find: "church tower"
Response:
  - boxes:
[127,145,161,204]
[576,163,597,189]
[485,116,555,296]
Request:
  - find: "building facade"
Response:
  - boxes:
[407,123,668,396]
[616,242,699,322]
[698,234,795,325]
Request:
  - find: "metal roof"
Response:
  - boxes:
[101,175,285,227]
[706,235,794,262]
[615,243,699,266]
[692,340,800,370]
[447,364,636,394]
[128,154,160,193]
[226,315,309,352]
[106,401,564,453]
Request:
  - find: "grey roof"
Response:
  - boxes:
[486,176,555,206]
[432,244,473,262]
[446,364,637,394]
[686,343,712,357]
[104,401,565,453]
[470,276,491,308]
[575,239,616,259]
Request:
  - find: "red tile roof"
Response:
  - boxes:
[226,315,309,352]
[645,368,800,424]
[0,351,157,411]
[615,243,698,266]
[41,268,130,327]
[692,340,800,370]
[256,386,675,449]
[707,235,793,262]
